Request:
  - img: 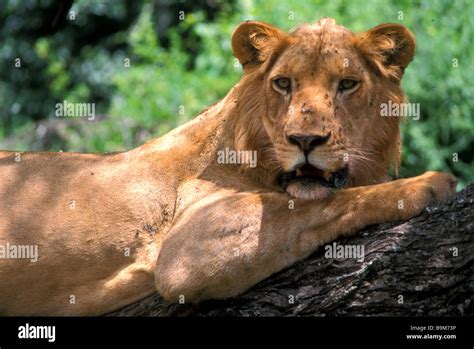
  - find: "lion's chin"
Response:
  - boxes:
[277,163,349,200]
[285,180,332,200]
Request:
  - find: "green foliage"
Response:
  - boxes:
[0,0,143,145]
[0,0,472,185]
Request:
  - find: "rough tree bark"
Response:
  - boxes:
[109,183,474,316]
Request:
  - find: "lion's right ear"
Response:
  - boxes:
[232,21,287,71]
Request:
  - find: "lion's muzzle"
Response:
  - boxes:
[278,163,349,192]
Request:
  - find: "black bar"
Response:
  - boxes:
[0,316,471,347]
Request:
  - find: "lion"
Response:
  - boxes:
[0,18,456,315]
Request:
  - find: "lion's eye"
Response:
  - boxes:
[338,79,358,91]
[273,77,291,93]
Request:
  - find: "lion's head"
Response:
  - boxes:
[228,18,415,200]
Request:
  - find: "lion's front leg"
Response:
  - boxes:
[297,171,458,251]
[155,171,456,303]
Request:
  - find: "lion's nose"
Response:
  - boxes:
[288,133,331,153]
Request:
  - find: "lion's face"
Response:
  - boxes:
[232,18,415,199]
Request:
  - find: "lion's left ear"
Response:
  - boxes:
[357,23,416,81]
[232,21,287,71]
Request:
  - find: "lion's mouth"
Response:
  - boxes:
[278,163,349,190]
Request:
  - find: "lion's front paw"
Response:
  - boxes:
[416,171,457,202]
[396,171,457,220]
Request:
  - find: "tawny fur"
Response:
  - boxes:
[0,18,456,315]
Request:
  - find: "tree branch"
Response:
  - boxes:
[109,183,474,316]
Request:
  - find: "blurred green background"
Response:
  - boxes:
[0,0,472,186]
